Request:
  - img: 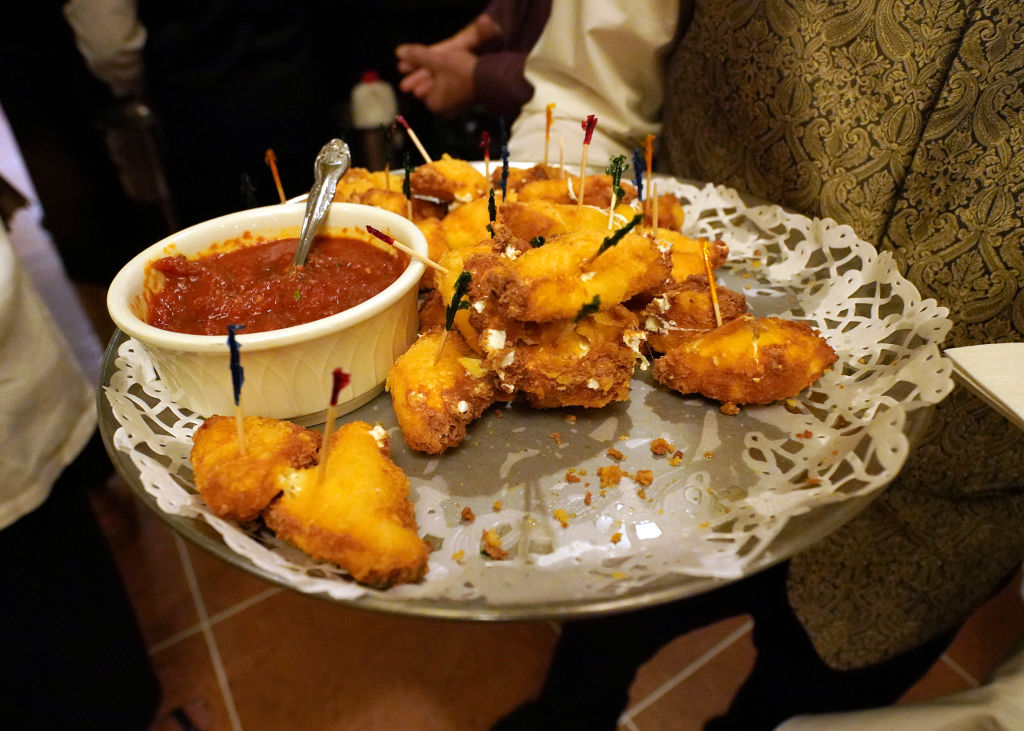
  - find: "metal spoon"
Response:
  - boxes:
[292,139,351,266]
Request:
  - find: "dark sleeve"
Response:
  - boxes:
[481,0,551,52]
[473,50,534,119]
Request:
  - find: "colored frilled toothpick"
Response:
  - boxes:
[544,103,555,167]
[316,367,351,486]
[436,270,472,364]
[594,213,644,261]
[395,114,432,163]
[227,324,246,452]
[605,154,627,229]
[500,144,510,201]
[632,147,644,202]
[480,131,491,179]
[578,114,598,207]
[365,224,448,273]
[403,151,413,219]
[486,188,497,237]
[264,149,286,203]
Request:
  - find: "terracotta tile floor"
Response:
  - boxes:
[87,478,1024,731]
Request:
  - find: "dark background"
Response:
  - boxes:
[0,1,493,284]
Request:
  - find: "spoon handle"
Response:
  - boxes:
[292,139,351,266]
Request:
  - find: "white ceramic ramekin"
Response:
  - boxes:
[107,202,426,422]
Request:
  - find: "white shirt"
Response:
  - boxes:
[0,224,97,530]
[508,0,681,166]
[0,105,100,530]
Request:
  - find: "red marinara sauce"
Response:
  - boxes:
[144,235,408,334]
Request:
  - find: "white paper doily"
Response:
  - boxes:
[103,179,954,615]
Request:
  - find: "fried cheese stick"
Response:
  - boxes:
[265,421,430,586]
[386,329,505,454]
[191,415,320,522]
[652,315,838,414]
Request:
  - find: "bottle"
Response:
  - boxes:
[350,71,398,171]
[98,99,178,232]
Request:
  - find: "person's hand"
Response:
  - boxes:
[395,13,501,116]
[395,43,478,116]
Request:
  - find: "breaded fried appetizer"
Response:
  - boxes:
[643,192,686,230]
[435,241,498,348]
[652,315,838,413]
[411,153,490,203]
[642,276,749,353]
[417,217,447,264]
[480,306,641,408]
[491,163,562,193]
[264,421,429,586]
[413,217,448,290]
[495,199,573,242]
[347,188,409,218]
[190,415,320,522]
[417,289,445,332]
[518,175,637,207]
[410,196,449,222]
[439,196,493,251]
[648,229,729,284]
[334,170,447,222]
[497,199,634,243]
[333,167,393,200]
[473,224,670,323]
[386,329,505,453]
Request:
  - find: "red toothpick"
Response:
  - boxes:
[544,103,555,167]
[702,240,723,327]
[480,131,491,180]
[365,225,448,272]
[317,368,351,486]
[395,114,432,164]
[578,114,597,207]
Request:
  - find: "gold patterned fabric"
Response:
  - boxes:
[662,0,1024,669]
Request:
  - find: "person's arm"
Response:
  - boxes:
[473,50,534,120]
[508,0,682,165]
[395,12,502,116]
[62,0,146,98]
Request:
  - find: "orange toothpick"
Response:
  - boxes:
[264,149,286,203]
[544,103,555,167]
[702,240,723,327]
[558,135,565,178]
